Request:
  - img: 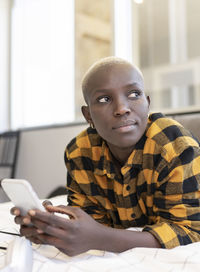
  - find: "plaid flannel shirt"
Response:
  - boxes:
[65,112,200,248]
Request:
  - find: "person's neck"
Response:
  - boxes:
[107,143,134,166]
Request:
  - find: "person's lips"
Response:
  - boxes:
[112,120,137,132]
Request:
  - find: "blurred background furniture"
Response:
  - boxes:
[0,131,20,181]
[168,111,200,142]
[0,131,20,202]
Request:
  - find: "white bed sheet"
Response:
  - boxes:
[1,195,200,272]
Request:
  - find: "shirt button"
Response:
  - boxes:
[126,185,131,191]
[131,213,135,218]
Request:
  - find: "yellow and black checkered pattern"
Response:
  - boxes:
[65,112,200,249]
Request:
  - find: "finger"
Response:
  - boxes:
[45,205,71,219]
[21,230,44,245]
[34,233,65,249]
[45,205,81,219]
[28,209,73,230]
[10,207,21,216]
[28,236,43,245]
[15,215,32,225]
[20,225,39,238]
[42,200,53,208]
[31,218,67,239]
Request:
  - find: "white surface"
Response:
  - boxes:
[3,237,33,272]
[1,195,200,271]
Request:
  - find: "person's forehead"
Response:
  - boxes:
[88,63,144,91]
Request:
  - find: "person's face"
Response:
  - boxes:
[82,63,150,151]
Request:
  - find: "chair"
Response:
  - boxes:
[0,131,20,182]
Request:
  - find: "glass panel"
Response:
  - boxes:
[132,0,200,113]
[186,0,200,59]
[138,0,169,68]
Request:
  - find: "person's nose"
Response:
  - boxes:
[113,98,131,117]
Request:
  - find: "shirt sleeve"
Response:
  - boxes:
[143,143,200,248]
[65,150,112,226]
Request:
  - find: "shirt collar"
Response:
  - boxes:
[94,133,146,178]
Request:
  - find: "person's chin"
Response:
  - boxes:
[111,135,140,149]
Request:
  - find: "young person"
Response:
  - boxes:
[12,57,200,257]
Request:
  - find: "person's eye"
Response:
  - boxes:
[128,91,140,99]
[97,96,110,103]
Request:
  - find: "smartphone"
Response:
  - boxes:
[1,178,45,216]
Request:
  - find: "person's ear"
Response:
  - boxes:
[146,95,150,108]
[81,106,95,128]
[81,106,93,125]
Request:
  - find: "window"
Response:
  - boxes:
[133,0,200,112]
[114,0,200,113]
[10,0,74,129]
[113,0,132,62]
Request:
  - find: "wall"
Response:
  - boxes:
[0,122,88,202]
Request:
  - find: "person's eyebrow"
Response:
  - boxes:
[125,82,142,88]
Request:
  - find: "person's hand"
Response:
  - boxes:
[23,205,103,256]
[11,203,162,255]
[10,200,53,242]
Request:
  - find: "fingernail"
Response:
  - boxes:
[29,210,36,216]
[23,218,30,224]
[13,210,19,216]
[37,229,43,234]
[43,200,52,206]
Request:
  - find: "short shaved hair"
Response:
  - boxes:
[81,56,143,104]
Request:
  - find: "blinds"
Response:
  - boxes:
[0,131,20,180]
